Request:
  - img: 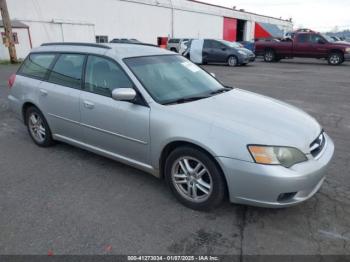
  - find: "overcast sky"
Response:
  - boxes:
[198,0,350,32]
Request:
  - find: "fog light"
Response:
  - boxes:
[277,192,297,202]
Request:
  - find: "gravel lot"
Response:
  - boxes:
[0,58,349,255]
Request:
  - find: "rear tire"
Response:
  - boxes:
[328,52,343,65]
[26,106,54,147]
[165,146,226,210]
[264,49,276,62]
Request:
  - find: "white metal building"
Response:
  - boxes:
[1,0,293,60]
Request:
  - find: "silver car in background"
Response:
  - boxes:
[8,42,334,210]
[167,38,189,53]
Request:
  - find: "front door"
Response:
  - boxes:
[80,55,150,165]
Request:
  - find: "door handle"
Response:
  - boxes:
[83,101,95,109]
[39,89,48,96]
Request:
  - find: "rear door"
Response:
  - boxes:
[80,55,150,165]
[39,53,86,141]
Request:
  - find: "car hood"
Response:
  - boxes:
[331,42,350,47]
[168,89,321,153]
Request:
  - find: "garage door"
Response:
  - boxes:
[223,17,237,42]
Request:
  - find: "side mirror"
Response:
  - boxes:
[210,72,216,78]
[318,39,325,44]
[112,88,136,101]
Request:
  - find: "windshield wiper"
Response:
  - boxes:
[163,95,210,105]
[210,87,232,95]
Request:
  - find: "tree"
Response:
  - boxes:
[0,0,17,63]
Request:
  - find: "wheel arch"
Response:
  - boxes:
[329,49,344,56]
[264,47,275,53]
[22,101,41,125]
[159,141,228,192]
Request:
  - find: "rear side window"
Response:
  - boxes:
[297,34,310,43]
[204,40,223,49]
[84,55,133,97]
[48,54,85,89]
[19,53,56,79]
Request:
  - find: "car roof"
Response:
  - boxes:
[31,42,174,59]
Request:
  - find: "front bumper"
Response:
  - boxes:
[238,54,256,64]
[217,133,335,208]
[344,53,350,61]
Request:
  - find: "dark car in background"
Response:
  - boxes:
[202,39,255,66]
[239,41,255,52]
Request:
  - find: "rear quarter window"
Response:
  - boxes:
[19,53,56,80]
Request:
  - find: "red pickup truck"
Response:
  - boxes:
[255,31,350,65]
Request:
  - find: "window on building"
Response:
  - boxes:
[96,35,108,43]
[19,53,56,80]
[48,54,86,89]
[84,55,133,97]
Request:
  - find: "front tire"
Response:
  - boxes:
[328,52,343,65]
[165,146,226,210]
[228,56,238,67]
[26,106,54,147]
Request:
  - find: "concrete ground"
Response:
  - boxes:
[0,58,349,255]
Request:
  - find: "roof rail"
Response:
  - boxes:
[295,28,315,33]
[109,42,159,47]
[41,42,112,49]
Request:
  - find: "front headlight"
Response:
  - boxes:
[346,48,350,53]
[248,145,307,168]
[238,50,247,56]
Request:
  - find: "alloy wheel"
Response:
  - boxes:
[28,112,46,143]
[265,51,274,62]
[329,54,340,65]
[171,157,213,203]
[228,56,237,66]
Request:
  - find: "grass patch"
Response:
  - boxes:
[0,60,22,65]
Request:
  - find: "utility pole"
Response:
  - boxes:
[0,0,17,63]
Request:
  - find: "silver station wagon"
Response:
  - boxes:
[8,42,334,210]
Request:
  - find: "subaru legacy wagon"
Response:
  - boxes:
[8,42,334,210]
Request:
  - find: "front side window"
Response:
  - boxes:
[19,53,56,79]
[84,55,133,97]
[310,34,325,44]
[124,55,225,105]
[203,40,213,48]
[48,54,85,89]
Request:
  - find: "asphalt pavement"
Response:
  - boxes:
[0,58,349,255]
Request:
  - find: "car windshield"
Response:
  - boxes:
[321,34,333,42]
[219,40,243,48]
[124,55,226,105]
